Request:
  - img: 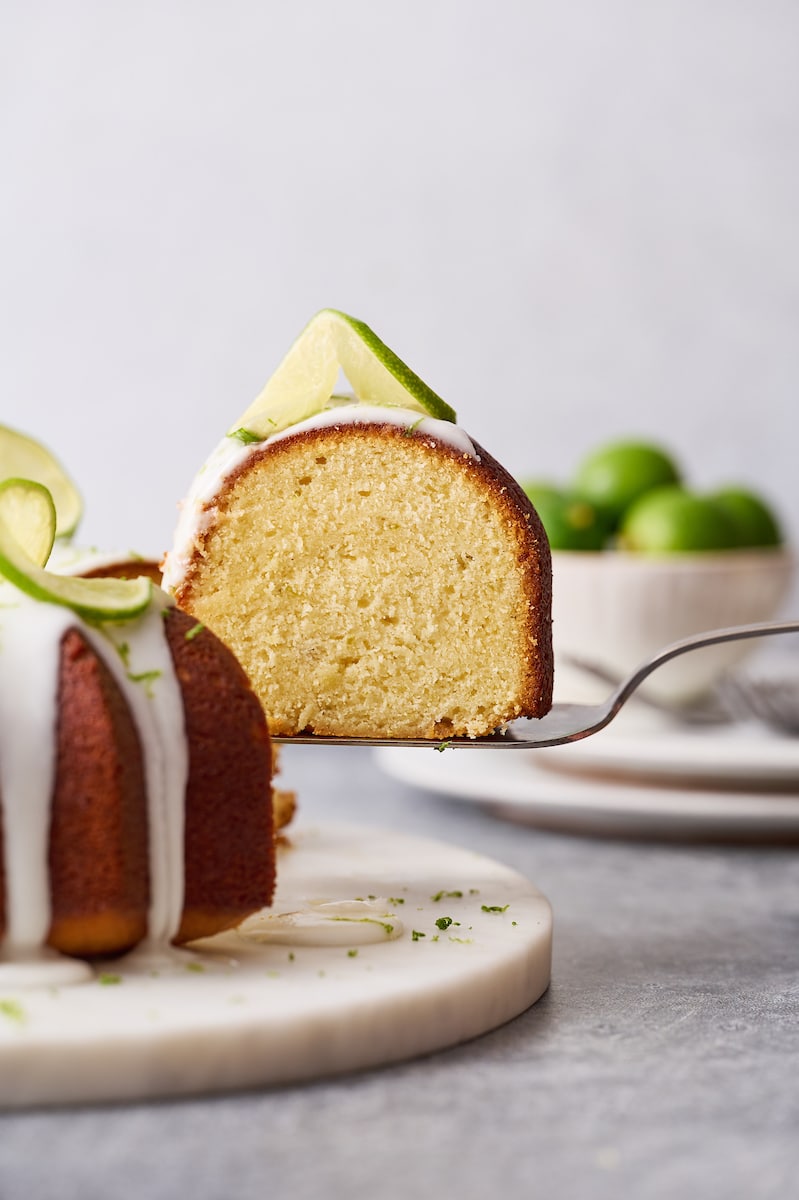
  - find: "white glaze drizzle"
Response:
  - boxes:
[237,899,404,947]
[0,948,92,988]
[162,399,477,593]
[267,401,477,457]
[0,592,74,948]
[0,582,189,978]
[84,592,188,944]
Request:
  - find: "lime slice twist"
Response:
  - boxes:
[0,478,57,567]
[230,309,456,442]
[0,480,152,621]
[0,423,83,539]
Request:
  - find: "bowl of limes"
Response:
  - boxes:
[522,441,795,704]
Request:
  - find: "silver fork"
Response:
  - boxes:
[717,674,799,736]
[272,619,799,750]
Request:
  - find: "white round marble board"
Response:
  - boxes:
[376,744,799,842]
[0,823,552,1110]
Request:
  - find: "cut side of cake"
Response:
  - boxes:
[164,401,553,740]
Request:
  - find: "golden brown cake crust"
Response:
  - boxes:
[165,608,275,943]
[173,421,553,735]
[48,628,152,957]
[467,436,554,718]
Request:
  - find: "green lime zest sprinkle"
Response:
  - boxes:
[431,889,463,902]
[184,622,205,641]
[388,897,405,905]
[116,641,131,667]
[481,904,510,914]
[127,668,162,697]
[448,936,474,944]
[402,416,426,437]
[288,952,295,962]
[0,998,26,1024]
[411,930,426,941]
[347,949,358,958]
[98,973,122,986]
[229,428,263,445]
[436,740,453,752]
[435,916,453,931]
[128,668,161,684]
[185,961,205,974]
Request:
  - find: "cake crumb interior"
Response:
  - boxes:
[183,431,542,739]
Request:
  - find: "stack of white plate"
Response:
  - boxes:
[377,711,799,842]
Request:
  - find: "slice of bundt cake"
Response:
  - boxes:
[163,314,552,740]
[0,584,274,962]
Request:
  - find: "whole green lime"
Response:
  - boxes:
[619,486,739,553]
[709,487,782,548]
[573,441,681,525]
[522,483,610,551]
[519,480,562,509]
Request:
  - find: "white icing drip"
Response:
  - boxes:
[162,436,253,592]
[162,400,477,593]
[0,592,74,948]
[0,582,189,969]
[117,941,203,976]
[268,401,477,457]
[0,947,92,988]
[237,899,404,947]
[84,594,188,944]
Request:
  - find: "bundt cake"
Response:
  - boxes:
[0,584,275,961]
[163,314,553,740]
[51,546,164,585]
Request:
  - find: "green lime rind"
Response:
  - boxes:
[0,423,83,538]
[325,310,456,423]
[0,478,57,567]
[230,309,456,441]
[0,507,152,621]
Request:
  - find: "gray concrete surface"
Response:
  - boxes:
[1,744,797,1200]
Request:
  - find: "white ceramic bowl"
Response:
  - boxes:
[551,548,796,704]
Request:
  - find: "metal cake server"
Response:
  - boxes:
[272,619,799,750]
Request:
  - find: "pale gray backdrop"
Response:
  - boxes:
[1,1,797,558]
